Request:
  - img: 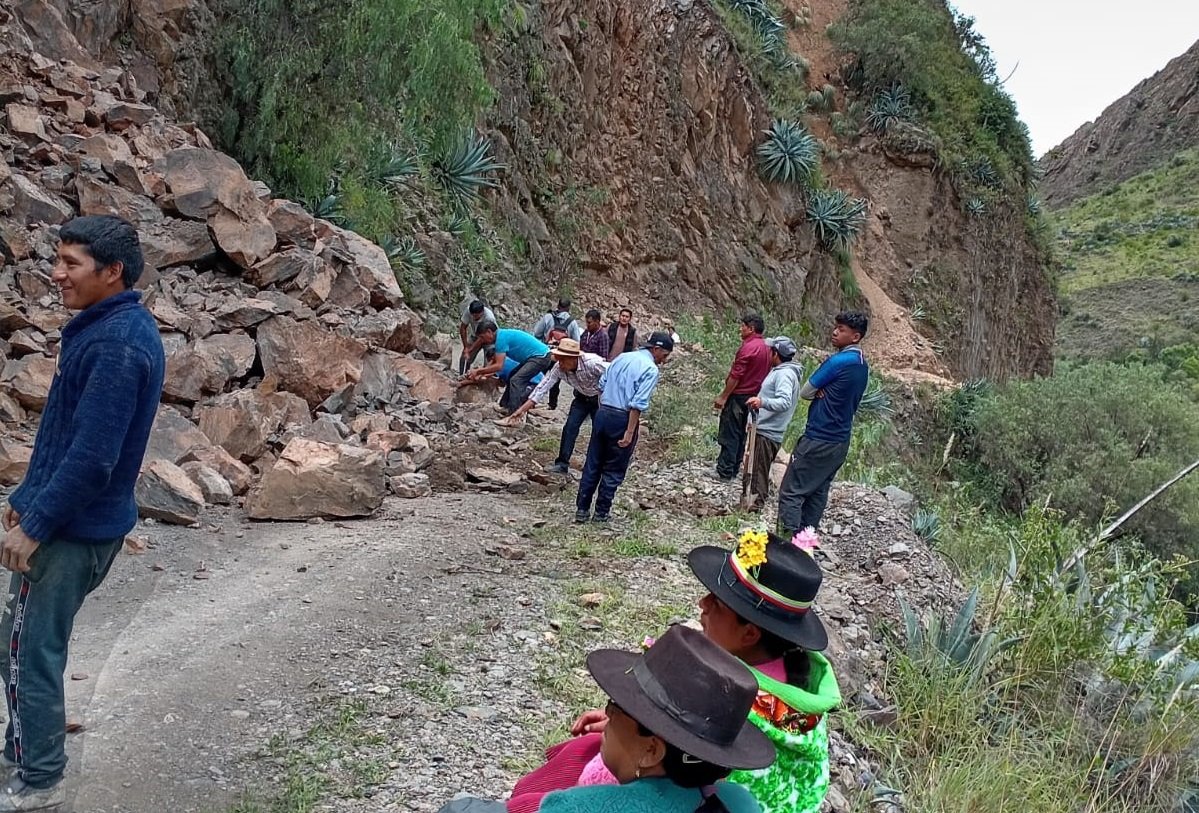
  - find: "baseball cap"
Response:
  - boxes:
[644,331,675,352]
[769,336,797,360]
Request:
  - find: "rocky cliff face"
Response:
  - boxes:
[4,0,1055,381]
[1041,38,1199,208]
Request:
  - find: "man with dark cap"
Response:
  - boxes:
[575,332,673,523]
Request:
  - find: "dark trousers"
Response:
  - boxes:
[556,392,599,466]
[716,394,752,478]
[548,382,561,411]
[777,436,851,537]
[501,354,555,414]
[748,435,782,510]
[1,536,124,788]
[577,406,638,517]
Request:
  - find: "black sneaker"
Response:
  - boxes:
[574,510,591,523]
[545,462,569,475]
[592,513,611,523]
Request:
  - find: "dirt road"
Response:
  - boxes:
[48,492,540,813]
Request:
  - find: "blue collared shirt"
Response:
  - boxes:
[599,348,660,411]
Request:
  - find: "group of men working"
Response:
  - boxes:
[456,298,672,523]
[457,295,870,536]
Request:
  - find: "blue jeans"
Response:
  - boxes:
[1,536,124,788]
[556,392,599,466]
[576,406,638,517]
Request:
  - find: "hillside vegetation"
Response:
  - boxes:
[1054,148,1199,293]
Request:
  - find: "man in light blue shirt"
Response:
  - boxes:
[575,332,673,523]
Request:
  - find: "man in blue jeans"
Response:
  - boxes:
[1,216,165,810]
[777,312,869,539]
[575,332,673,523]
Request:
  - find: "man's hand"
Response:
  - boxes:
[713,396,727,411]
[2,506,19,531]
[746,397,762,410]
[814,389,826,399]
[2,525,39,573]
[618,431,635,448]
[570,709,609,736]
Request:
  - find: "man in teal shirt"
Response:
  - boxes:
[465,322,552,414]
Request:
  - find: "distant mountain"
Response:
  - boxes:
[1041,39,1199,208]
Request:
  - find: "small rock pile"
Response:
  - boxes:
[0,17,536,523]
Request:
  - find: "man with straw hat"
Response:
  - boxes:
[502,339,608,474]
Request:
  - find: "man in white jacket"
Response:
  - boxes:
[744,337,803,510]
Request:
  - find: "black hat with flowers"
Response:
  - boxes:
[688,529,828,652]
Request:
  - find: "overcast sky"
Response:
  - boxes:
[951,1,1199,155]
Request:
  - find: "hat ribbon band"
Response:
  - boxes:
[727,555,812,614]
[631,660,736,746]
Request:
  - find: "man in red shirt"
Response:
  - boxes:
[713,313,772,480]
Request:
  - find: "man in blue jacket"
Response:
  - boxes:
[777,312,869,538]
[1,216,165,810]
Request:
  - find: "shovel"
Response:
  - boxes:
[739,409,760,511]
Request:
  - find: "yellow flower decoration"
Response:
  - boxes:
[735,529,769,569]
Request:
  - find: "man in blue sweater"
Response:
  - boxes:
[777,312,869,539]
[1,216,165,810]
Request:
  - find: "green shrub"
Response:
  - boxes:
[953,362,1199,599]
[755,119,819,184]
[830,0,1034,190]
[212,0,505,240]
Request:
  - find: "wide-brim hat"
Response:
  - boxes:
[550,338,582,358]
[586,625,775,771]
[688,533,828,652]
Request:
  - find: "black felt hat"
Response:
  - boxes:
[688,533,829,652]
[586,625,776,771]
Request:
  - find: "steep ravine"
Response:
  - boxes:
[8,0,1054,381]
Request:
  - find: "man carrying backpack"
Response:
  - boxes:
[532,298,582,410]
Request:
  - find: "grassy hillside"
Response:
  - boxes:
[1053,148,1199,293]
[1053,148,1199,362]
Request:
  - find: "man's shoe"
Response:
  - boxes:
[545,462,569,475]
[0,777,65,811]
[574,510,591,523]
[707,471,735,482]
[592,513,611,523]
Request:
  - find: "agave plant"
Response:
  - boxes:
[964,155,1000,188]
[433,131,506,204]
[372,146,421,190]
[866,86,914,134]
[857,378,893,420]
[1026,194,1042,216]
[965,197,986,216]
[382,235,426,272]
[756,119,819,184]
[900,586,1017,683]
[806,188,867,249]
[309,193,344,225]
[440,209,471,237]
[728,0,786,52]
[912,508,941,542]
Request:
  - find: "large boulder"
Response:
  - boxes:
[393,356,455,403]
[159,148,277,267]
[163,333,257,403]
[144,404,213,466]
[351,307,423,354]
[322,226,404,308]
[2,354,56,411]
[246,247,325,289]
[181,461,234,506]
[178,445,255,495]
[0,439,32,486]
[139,218,217,270]
[135,459,204,525]
[256,316,367,409]
[246,438,384,520]
[4,172,72,226]
[195,388,311,462]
